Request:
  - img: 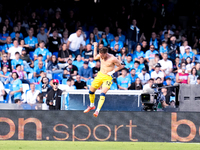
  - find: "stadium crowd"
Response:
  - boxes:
[0,0,200,108]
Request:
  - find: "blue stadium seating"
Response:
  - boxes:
[53,73,63,82]
[35,84,42,92]
[29,51,35,61]
[62,79,68,85]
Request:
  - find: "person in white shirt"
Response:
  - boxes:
[179,41,192,55]
[158,53,173,77]
[8,40,23,59]
[151,63,164,82]
[143,78,154,93]
[138,68,150,85]
[66,27,85,57]
[0,81,5,102]
[26,83,40,104]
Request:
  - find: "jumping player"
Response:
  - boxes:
[83,42,124,117]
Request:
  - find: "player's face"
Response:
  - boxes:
[99,53,106,59]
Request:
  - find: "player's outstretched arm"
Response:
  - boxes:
[93,42,100,60]
[107,57,124,76]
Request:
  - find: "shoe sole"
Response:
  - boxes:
[83,107,95,113]
[93,113,98,117]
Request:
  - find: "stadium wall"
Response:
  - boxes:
[0,111,200,142]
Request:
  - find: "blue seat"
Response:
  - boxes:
[53,73,63,82]
[27,79,35,83]
[29,51,35,61]
[62,79,68,85]
[4,84,12,90]
[35,84,42,92]
[110,82,118,90]
[53,52,58,58]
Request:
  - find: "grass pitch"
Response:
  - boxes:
[0,141,200,150]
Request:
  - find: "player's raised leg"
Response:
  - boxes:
[93,86,109,117]
[84,86,97,113]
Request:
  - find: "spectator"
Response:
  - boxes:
[0,66,10,84]
[197,76,200,85]
[11,52,24,70]
[149,54,160,71]
[158,53,173,77]
[159,41,169,58]
[182,46,195,63]
[127,19,140,54]
[48,29,61,53]
[82,44,93,61]
[161,87,174,107]
[10,72,23,102]
[145,45,158,63]
[88,56,96,68]
[151,63,164,82]
[16,20,27,38]
[13,64,27,80]
[0,81,5,101]
[143,78,154,93]
[12,31,22,44]
[46,79,62,110]
[93,27,101,42]
[149,32,160,50]
[141,40,148,53]
[34,54,45,68]
[58,43,70,69]
[61,31,69,44]
[2,36,13,54]
[33,61,46,78]
[180,41,192,55]
[111,44,120,57]
[185,57,195,74]
[24,29,38,53]
[26,83,40,104]
[139,57,146,70]
[86,32,97,50]
[47,55,63,79]
[8,40,22,60]
[20,49,33,68]
[37,71,47,83]
[117,27,126,44]
[74,75,87,89]
[117,68,131,90]
[133,44,144,62]
[3,18,12,34]
[188,68,198,84]
[133,61,141,75]
[196,63,200,77]
[128,68,138,83]
[165,77,175,96]
[104,26,114,44]
[37,26,48,44]
[124,54,134,70]
[10,26,23,40]
[79,61,93,82]
[173,56,180,74]
[29,12,39,35]
[92,60,100,78]
[65,78,76,90]
[155,77,163,88]
[0,25,9,41]
[62,68,71,79]
[110,35,123,52]
[41,77,51,97]
[118,47,128,62]
[72,54,84,70]
[128,77,143,90]
[66,27,85,57]
[168,36,179,61]
[0,53,12,72]
[34,41,50,61]
[138,68,150,85]
[176,63,189,84]
[99,33,109,47]
[35,93,49,110]
[64,59,78,78]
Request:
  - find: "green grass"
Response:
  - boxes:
[0,141,200,150]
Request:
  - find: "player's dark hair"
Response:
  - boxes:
[15,52,20,55]
[99,47,108,54]
[149,78,154,81]
[134,61,140,64]
[38,54,43,57]
[16,64,21,68]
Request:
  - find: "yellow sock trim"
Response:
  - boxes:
[97,96,105,110]
[89,94,95,104]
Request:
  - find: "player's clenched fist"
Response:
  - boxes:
[94,42,98,47]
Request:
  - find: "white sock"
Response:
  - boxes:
[96,108,100,112]
[90,103,94,107]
